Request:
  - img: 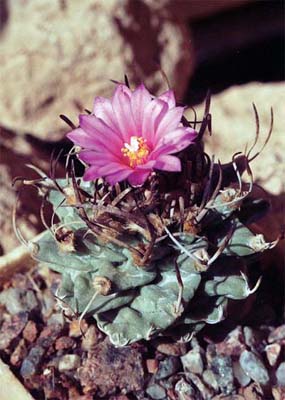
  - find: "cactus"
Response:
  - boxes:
[15,84,279,346]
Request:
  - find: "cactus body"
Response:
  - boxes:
[28,171,274,346]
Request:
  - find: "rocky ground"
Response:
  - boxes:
[0,1,284,399]
[0,263,284,400]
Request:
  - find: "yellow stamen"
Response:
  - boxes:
[121,136,150,168]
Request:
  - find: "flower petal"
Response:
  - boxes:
[159,127,197,146]
[112,84,137,141]
[93,97,119,132]
[79,150,118,165]
[96,162,131,176]
[83,166,102,181]
[84,162,132,183]
[67,83,196,186]
[155,106,185,139]
[151,128,197,158]
[135,160,156,170]
[105,169,134,185]
[67,128,98,150]
[158,90,176,109]
[155,155,181,172]
[79,114,123,151]
[131,84,152,133]
[128,170,151,186]
[142,99,168,143]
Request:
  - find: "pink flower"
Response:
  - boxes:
[67,84,197,186]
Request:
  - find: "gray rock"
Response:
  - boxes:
[47,312,65,327]
[239,350,269,385]
[20,345,45,378]
[82,325,98,351]
[186,372,214,400]
[0,288,38,315]
[58,354,81,372]
[41,289,56,319]
[0,0,194,141]
[155,356,181,380]
[190,337,200,349]
[276,362,285,387]
[181,348,204,375]
[0,129,65,255]
[188,83,285,197]
[206,344,217,365]
[146,383,166,399]
[268,325,285,344]
[243,327,257,349]
[202,369,219,392]
[175,378,195,399]
[153,340,187,356]
[232,360,251,387]
[215,326,246,357]
[243,382,264,400]
[265,343,281,367]
[211,355,234,395]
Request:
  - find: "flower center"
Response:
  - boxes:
[121,136,150,168]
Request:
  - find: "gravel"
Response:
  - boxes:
[181,347,204,375]
[0,270,284,399]
[239,350,270,385]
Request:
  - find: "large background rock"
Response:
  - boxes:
[186,82,284,196]
[0,0,193,140]
[0,128,65,255]
[145,0,250,20]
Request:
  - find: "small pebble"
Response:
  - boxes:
[55,336,76,351]
[20,345,45,378]
[47,312,65,327]
[155,356,181,380]
[186,372,214,400]
[146,359,159,374]
[23,320,38,343]
[174,378,195,399]
[272,386,285,400]
[268,325,285,344]
[0,288,38,315]
[243,326,257,349]
[190,337,200,349]
[206,343,217,365]
[0,312,28,349]
[216,326,246,357]
[10,339,27,367]
[265,343,281,366]
[239,350,269,385]
[41,289,56,319]
[211,355,234,395]
[242,382,264,400]
[37,323,62,349]
[181,348,204,375]
[81,325,98,351]
[58,354,81,372]
[276,362,285,387]
[146,383,166,399]
[154,340,187,356]
[233,360,251,387]
[202,369,219,392]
